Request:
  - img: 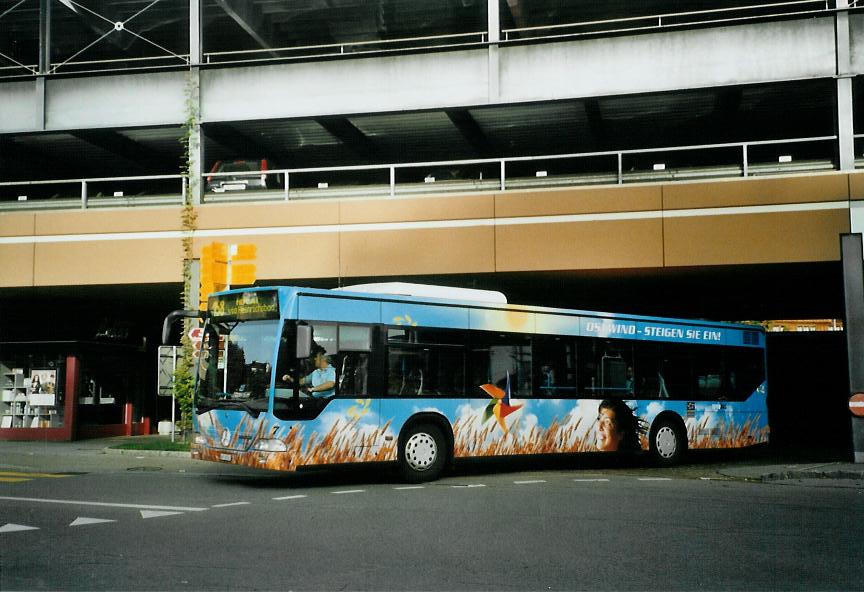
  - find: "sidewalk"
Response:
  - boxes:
[716,461,864,483]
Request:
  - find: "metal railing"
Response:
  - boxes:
[200,135,839,203]
[0,174,186,211]
[0,135,845,212]
[0,0,849,78]
[501,0,834,42]
[203,31,487,66]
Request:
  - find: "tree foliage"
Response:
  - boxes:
[174,71,200,434]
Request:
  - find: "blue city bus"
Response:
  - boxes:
[163,284,768,482]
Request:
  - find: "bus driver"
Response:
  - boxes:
[282,346,336,398]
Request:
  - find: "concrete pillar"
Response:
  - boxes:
[38,0,51,74]
[63,355,79,441]
[487,0,500,101]
[186,68,204,205]
[36,0,51,131]
[836,0,855,171]
[841,234,864,463]
[190,0,202,66]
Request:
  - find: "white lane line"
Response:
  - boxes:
[451,484,486,488]
[331,490,365,495]
[638,477,673,481]
[393,486,425,490]
[272,494,307,501]
[211,502,251,508]
[700,477,719,481]
[0,523,39,533]
[70,517,116,527]
[514,480,547,485]
[573,478,610,482]
[0,496,208,512]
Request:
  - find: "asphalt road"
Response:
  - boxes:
[1,448,862,591]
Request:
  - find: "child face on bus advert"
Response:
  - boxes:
[596,408,624,452]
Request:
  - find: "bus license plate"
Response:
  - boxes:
[219,453,233,462]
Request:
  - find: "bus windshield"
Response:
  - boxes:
[196,319,277,416]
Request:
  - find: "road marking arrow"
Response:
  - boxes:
[70,517,117,527]
[0,523,39,533]
[140,510,184,519]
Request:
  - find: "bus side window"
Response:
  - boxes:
[634,342,662,398]
[726,346,765,401]
[470,332,531,398]
[386,328,466,397]
[337,352,369,396]
[533,335,578,397]
[657,343,694,400]
[693,348,724,400]
[577,338,633,397]
[335,325,372,397]
[387,348,423,396]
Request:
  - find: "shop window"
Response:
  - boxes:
[1,358,65,429]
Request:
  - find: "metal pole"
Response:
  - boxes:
[499,160,505,191]
[841,233,864,463]
[390,166,395,197]
[171,345,177,443]
[81,180,87,209]
[742,144,749,177]
[617,153,623,184]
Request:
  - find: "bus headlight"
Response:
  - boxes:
[254,439,288,452]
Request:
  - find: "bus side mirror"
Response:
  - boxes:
[162,309,205,345]
[296,325,312,358]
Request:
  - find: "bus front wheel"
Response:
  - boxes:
[399,423,447,483]
[649,416,687,466]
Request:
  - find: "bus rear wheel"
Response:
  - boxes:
[649,416,687,466]
[399,423,447,483]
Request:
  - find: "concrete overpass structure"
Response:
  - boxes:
[1,4,861,307]
[0,172,858,288]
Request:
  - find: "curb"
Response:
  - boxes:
[104,447,192,459]
[759,470,864,482]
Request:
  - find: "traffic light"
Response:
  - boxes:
[230,263,257,286]
[198,241,258,309]
[201,242,228,264]
[199,242,228,310]
[228,243,257,287]
[233,243,257,260]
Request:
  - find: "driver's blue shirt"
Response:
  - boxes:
[306,365,336,398]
